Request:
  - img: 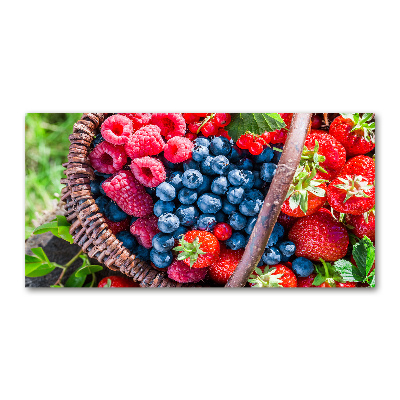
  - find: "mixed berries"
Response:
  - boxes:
[87,112,375,287]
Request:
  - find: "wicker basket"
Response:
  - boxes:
[60,113,311,287]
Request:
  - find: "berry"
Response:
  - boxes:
[98,276,139,288]
[228,169,248,186]
[297,273,317,287]
[194,137,210,147]
[104,217,130,235]
[277,212,297,231]
[197,174,212,195]
[183,113,200,124]
[236,133,253,150]
[228,145,243,163]
[125,124,165,159]
[196,214,217,231]
[291,257,314,277]
[213,113,231,127]
[166,171,184,190]
[188,121,202,134]
[119,113,152,130]
[288,208,349,262]
[158,212,180,233]
[242,171,255,190]
[197,193,222,214]
[267,222,285,247]
[201,120,218,137]
[211,155,230,175]
[192,144,210,162]
[175,205,199,227]
[164,136,194,163]
[260,163,277,182]
[248,264,297,287]
[135,245,150,261]
[93,134,104,147]
[252,171,264,189]
[130,215,160,248]
[172,226,189,240]
[182,169,203,189]
[95,195,109,214]
[225,232,246,250]
[208,245,244,285]
[104,201,129,222]
[226,186,245,205]
[340,155,375,182]
[262,247,282,265]
[100,114,133,146]
[167,260,208,284]
[102,170,153,217]
[236,158,253,171]
[156,182,176,201]
[151,113,186,140]
[244,217,257,235]
[211,176,229,195]
[253,147,274,163]
[215,211,225,222]
[153,200,176,217]
[90,180,102,197]
[116,231,138,252]
[183,159,200,171]
[222,198,237,214]
[278,241,296,257]
[89,141,127,175]
[174,230,220,268]
[200,156,216,175]
[239,196,263,217]
[152,232,175,253]
[178,188,198,204]
[213,222,233,241]
[311,114,323,129]
[130,156,166,188]
[346,209,375,242]
[150,249,174,268]
[249,141,264,156]
[228,212,247,231]
[209,136,231,156]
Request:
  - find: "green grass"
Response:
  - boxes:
[25,113,82,238]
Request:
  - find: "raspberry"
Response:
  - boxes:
[103,217,130,235]
[130,156,166,187]
[125,124,165,159]
[119,113,152,131]
[167,259,207,283]
[100,114,133,145]
[151,113,186,140]
[201,120,218,137]
[130,215,160,249]
[102,170,153,217]
[164,136,194,163]
[89,141,127,175]
[213,113,231,127]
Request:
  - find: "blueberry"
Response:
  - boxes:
[239,198,263,217]
[156,182,176,201]
[158,213,180,233]
[159,153,177,170]
[172,226,189,240]
[222,199,237,215]
[197,175,212,195]
[292,257,315,277]
[136,245,150,262]
[228,145,242,163]
[196,214,217,231]
[178,188,198,205]
[278,241,296,257]
[260,163,277,182]
[262,247,282,265]
[211,155,230,175]
[176,205,200,227]
[245,217,257,235]
[167,171,184,190]
[209,136,231,156]
[131,216,138,225]
[100,180,107,195]
[228,212,247,231]
[95,195,109,214]
[152,232,175,253]
[267,223,285,247]
[145,186,156,195]
[94,171,112,179]
[194,137,210,147]
[182,169,203,189]
[228,169,247,186]
[226,232,246,250]
[201,156,215,175]
[116,231,138,252]
[197,193,222,214]
[211,176,229,195]
[215,211,225,222]
[227,163,238,174]
[253,147,274,163]
[245,189,264,202]
[93,134,105,147]
[154,200,176,217]
[242,170,255,190]
[183,159,200,171]
[192,145,210,162]
[90,180,102,197]
[236,158,253,171]
[105,201,129,222]
[150,249,173,268]
[253,171,264,189]
[226,186,245,205]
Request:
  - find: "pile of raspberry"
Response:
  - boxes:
[88,112,296,286]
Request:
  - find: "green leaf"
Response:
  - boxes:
[26,262,57,278]
[33,215,74,244]
[352,237,375,280]
[33,220,59,236]
[50,285,62,288]
[65,270,86,287]
[31,247,50,262]
[348,232,359,246]
[369,274,375,287]
[75,264,103,278]
[333,259,358,282]
[312,274,326,286]
[25,248,58,277]
[25,254,46,276]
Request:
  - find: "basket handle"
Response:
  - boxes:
[225,113,312,288]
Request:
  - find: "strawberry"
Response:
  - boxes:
[339,155,375,182]
[174,230,220,269]
[281,166,327,217]
[98,276,140,287]
[208,245,244,285]
[288,208,349,262]
[329,113,375,157]
[327,174,375,215]
[302,130,347,180]
[297,273,317,287]
[346,207,375,242]
[277,212,297,231]
[248,264,297,287]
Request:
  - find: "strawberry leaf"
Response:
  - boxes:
[312,273,325,286]
[333,259,360,282]
[352,236,375,280]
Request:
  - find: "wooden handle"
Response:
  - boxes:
[225,113,312,288]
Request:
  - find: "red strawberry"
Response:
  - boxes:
[248,264,297,287]
[329,113,375,157]
[208,245,244,285]
[98,276,140,287]
[327,174,375,215]
[339,155,375,182]
[303,130,347,180]
[297,273,317,287]
[346,208,375,243]
[174,230,220,269]
[288,208,349,262]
